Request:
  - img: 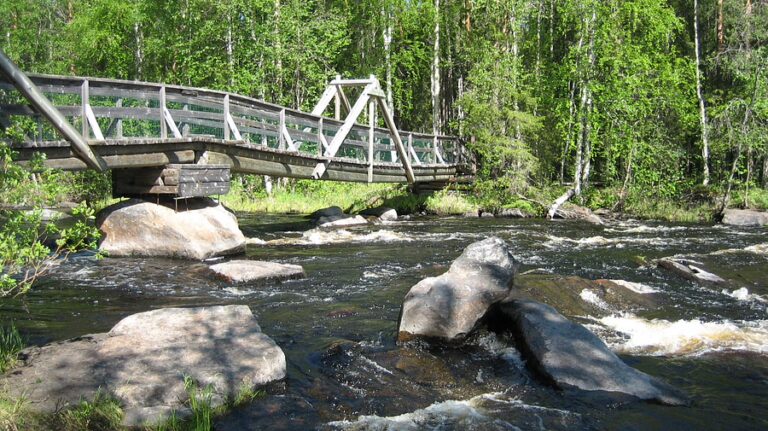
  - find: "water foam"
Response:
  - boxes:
[275,229,413,245]
[325,392,574,431]
[609,279,660,294]
[579,289,611,310]
[599,315,768,356]
[722,287,766,303]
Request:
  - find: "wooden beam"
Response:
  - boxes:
[374,96,415,183]
[311,83,375,179]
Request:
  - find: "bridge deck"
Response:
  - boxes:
[0,67,472,185]
[12,137,462,183]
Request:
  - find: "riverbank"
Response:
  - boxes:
[221,179,768,223]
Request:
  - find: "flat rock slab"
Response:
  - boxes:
[97,198,246,260]
[398,237,517,342]
[721,209,768,227]
[1,305,286,427]
[209,260,305,284]
[498,299,688,405]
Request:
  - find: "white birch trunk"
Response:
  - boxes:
[694,0,711,186]
[431,0,441,139]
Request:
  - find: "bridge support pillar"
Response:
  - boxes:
[112,164,231,199]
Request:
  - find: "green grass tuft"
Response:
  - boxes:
[0,323,24,374]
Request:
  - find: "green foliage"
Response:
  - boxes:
[0,323,24,374]
[55,392,124,431]
[183,376,214,431]
[424,190,476,216]
[0,203,101,297]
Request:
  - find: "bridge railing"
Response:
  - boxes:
[0,74,469,168]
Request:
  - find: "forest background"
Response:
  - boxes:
[1,0,767,220]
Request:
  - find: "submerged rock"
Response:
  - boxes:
[97,198,245,260]
[497,299,689,405]
[508,274,660,318]
[2,305,286,427]
[658,258,726,284]
[721,209,768,227]
[398,237,517,342]
[209,260,305,284]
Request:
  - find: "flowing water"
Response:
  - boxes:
[3,215,767,430]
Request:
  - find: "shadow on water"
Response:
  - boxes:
[2,215,767,429]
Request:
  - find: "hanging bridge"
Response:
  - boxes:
[0,50,471,198]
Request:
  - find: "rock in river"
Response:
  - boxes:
[1,305,286,427]
[398,237,517,342]
[209,260,305,284]
[497,299,689,405]
[359,206,398,222]
[97,198,245,260]
[721,209,768,227]
[308,205,369,228]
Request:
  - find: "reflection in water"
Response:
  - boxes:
[2,215,767,430]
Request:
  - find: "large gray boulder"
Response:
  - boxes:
[498,299,688,405]
[209,260,305,284]
[721,209,768,227]
[398,237,517,342]
[2,306,286,427]
[97,198,245,260]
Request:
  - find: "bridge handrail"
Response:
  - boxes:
[0,73,470,167]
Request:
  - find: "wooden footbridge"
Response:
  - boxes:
[0,50,471,198]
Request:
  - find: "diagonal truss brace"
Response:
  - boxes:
[311,77,415,183]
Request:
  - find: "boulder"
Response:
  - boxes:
[308,206,344,221]
[497,208,528,218]
[209,260,305,284]
[554,204,604,225]
[721,209,768,227]
[657,258,726,284]
[359,206,398,222]
[1,305,286,427]
[398,237,517,342]
[307,206,369,228]
[498,299,688,405]
[97,198,245,260]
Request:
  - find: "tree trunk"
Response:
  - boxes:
[383,8,394,114]
[548,7,595,219]
[431,0,441,140]
[226,10,234,88]
[717,0,725,52]
[762,157,768,188]
[134,23,143,80]
[273,0,283,104]
[694,0,711,186]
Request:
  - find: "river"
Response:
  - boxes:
[3,215,767,430]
